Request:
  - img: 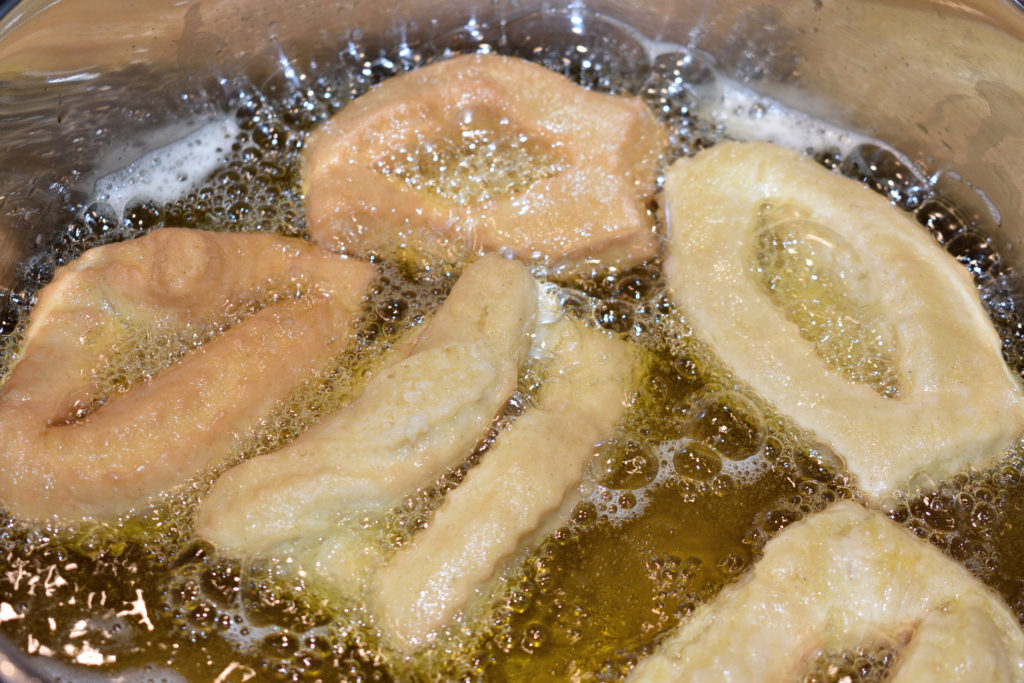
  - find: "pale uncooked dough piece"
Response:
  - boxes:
[304,53,666,267]
[662,141,1024,499]
[0,228,374,521]
[195,253,540,554]
[372,318,637,651]
[629,501,1024,682]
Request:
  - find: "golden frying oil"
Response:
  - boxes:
[751,202,902,399]
[373,110,568,205]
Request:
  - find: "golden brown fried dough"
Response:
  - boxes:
[304,53,666,267]
[630,502,1024,682]
[662,141,1024,499]
[195,253,540,553]
[372,318,637,651]
[0,228,373,521]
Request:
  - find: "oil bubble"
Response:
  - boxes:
[672,441,723,481]
[597,439,660,490]
[686,390,765,462]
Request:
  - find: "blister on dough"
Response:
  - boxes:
[630,501,1024,682]
[662,141,1024,499]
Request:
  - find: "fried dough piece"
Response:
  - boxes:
[195,253,540,553]
[373,319,636,651]
[662,142,1024,499]
[0,228,374,521]
[304,53,666,267]
[629,501,1024,682]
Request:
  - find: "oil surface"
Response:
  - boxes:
[752,202,902,399]
[374,111,568,205]
[2,9,1024,682]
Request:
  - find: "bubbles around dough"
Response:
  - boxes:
[661,141,1024,500]
[303,53,666,267]
[0,228,374,521]
[629,501,1024,682]
[194,253,540,554]
[371,317,638,652]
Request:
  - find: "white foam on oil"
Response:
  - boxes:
[708,79,873,156]
[635,32,883,158]
[91,118,240,219]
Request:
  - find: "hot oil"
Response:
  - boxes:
[802,646,900,683]
[751,203,902,399]
[373,110,569,205]
[0,256,452,680]
[1,9,1024,682]
[92,284,332,410]
[470,273,857,680]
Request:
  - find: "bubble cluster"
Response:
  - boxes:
[640,51,721,160]
[88,288,305,414]
[839,143,927,211]
[752,203,902,399]
[503,9,651,94]
[479,275,859,678]
[803,645,898,683]
[548,259,667,341]
[878,449,1024,619]
[375,114,567,205]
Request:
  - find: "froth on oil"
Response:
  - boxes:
[1,9,1024,683]
[91,118,241,221]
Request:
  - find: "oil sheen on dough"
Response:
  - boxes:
[0,228,374,520]
[195,253,539,554]
[662,141,1024,499]
[629,501,1024,681]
